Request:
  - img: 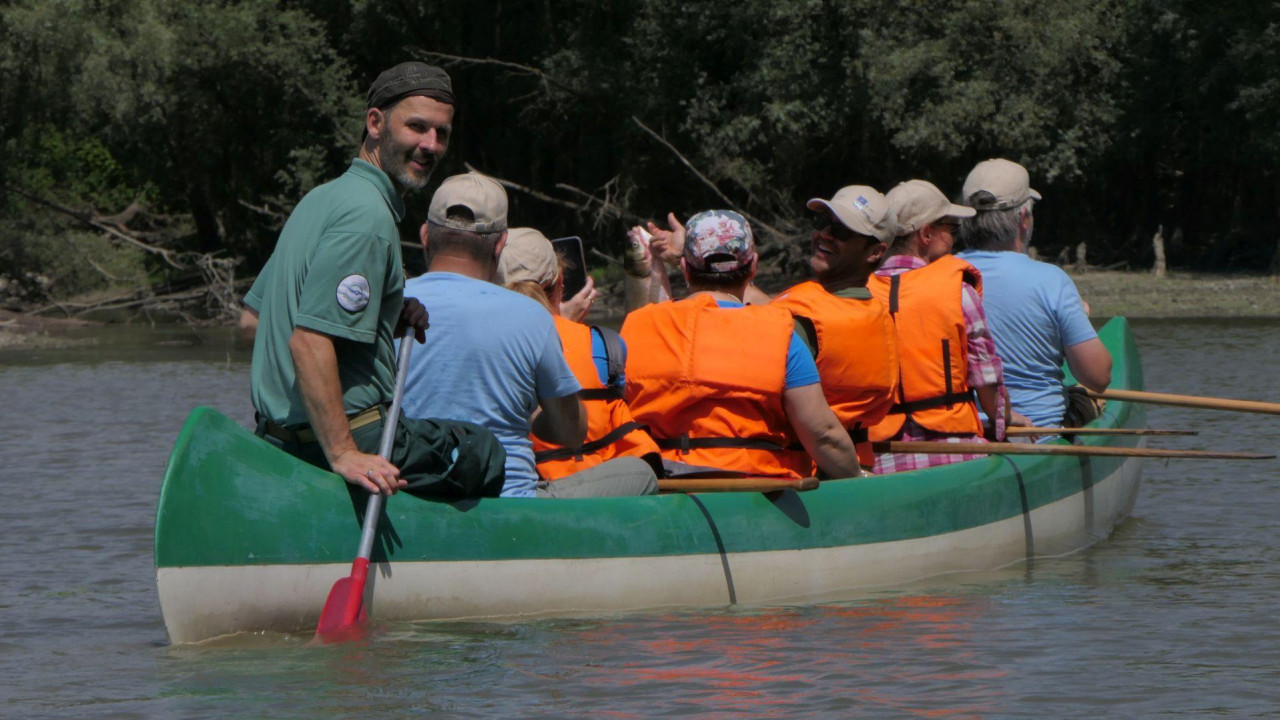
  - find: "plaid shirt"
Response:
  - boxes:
[872,254,1007,474]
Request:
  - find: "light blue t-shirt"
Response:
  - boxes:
[399,273,580,498]
[957,250,1097,426]
[715,300,821,388]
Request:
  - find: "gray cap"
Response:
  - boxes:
[428,173,508,233]
[367,61,454,109]
[807,185,895,243]
[962,158,1041,211]
[886,179,976,236]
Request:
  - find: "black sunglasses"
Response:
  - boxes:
[811,212,856,241]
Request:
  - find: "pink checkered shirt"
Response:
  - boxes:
[872,254,1007,475]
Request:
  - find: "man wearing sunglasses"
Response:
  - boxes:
[866,179,1008,474]
[771,186,900,473]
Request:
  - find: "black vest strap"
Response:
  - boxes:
[578,387,625,401]
[888,390,976,416]
[847,426,869,444]
[888,274,901,315]
[654,435,803,454]
[534,421,648,463]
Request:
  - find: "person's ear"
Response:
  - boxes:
[494,230,508,259]
[866,241,888,266]
[366,107,386,141]
[747,252,759,280]
[419,223,429,250]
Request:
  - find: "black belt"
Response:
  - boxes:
[534,421,647,463]
[256,405,385,445]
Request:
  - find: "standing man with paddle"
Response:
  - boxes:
[243,62,505,499]
[867,180,1007,473]
[956,159,1112,428]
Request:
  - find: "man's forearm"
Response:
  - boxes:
[289,328,358,462]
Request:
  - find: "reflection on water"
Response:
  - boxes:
[2,318,1279,717]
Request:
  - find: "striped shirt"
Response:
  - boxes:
[872,254,1007,474]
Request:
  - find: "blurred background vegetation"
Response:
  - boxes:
[3,0,1279,320]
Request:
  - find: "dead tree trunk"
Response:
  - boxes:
[1152,225,1166,278]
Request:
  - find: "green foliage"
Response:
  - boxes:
[4,0,1280,309]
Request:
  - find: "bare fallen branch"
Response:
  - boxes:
[630,116,784,240]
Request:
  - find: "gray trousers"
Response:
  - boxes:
[535,456,658,498]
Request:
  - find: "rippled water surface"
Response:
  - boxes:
[2,319,1278,717]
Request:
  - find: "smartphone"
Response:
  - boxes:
[552,236,588,298]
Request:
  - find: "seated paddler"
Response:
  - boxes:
[399,174,657,499]
[497,226,662,486]
[620,209,864,480]
[771,185,900,474]
[867,179,1009,474]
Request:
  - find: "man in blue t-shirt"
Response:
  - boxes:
[401,173,656,498]
[956,159,1112,428]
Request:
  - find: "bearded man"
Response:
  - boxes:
[241,62,505,500]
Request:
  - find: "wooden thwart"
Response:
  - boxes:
[873,441,1273,461]
[1088,388,1280,416]
[1005,427,1196,437]
[659,476,820,493]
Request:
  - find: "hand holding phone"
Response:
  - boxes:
[552,236,588,299]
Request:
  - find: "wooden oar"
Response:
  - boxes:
[659,476,820,493]
[1005,427,1197,437]
[1086,388,1280,416]
[873,441,1273,460]
[314,329,415,643]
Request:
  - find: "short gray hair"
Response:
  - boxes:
[958,199,1034,251]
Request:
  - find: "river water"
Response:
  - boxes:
[1,318,1277,718]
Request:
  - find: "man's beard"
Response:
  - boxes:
[381,134,436,191]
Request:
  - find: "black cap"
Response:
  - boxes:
[366,62,454,109]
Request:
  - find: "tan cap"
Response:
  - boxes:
[961,158,1041,211]
[807,185,895,243]
[428,173,508,233]
[497,227,558,285]
[886,179,976,236]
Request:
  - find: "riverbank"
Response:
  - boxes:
[749,268,1280,320]
[1067,270,1280,318]
[4,270,1280,352]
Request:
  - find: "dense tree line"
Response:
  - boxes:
[2,0,1278,319]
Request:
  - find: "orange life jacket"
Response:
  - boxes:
[772,280,898,467]
[621,295,811,478]
[865,255,984,439]
[533,315,660,480]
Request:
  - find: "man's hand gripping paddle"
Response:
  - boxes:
[314,329,415,643]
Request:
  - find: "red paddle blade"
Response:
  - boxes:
[314,557,370,643]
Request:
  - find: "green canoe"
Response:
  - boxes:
[156,317,1146,644]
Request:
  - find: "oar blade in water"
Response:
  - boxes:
[315,557,371,642]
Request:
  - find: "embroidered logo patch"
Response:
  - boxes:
[336,274,371,312]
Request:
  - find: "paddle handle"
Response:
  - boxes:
[354,329,416,563]
[873,440,1274,460]
[1087,388,1280,416]
[1005,427,1197,437]
[659,476,820,493]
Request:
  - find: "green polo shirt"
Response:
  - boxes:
[247,159,406,425]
